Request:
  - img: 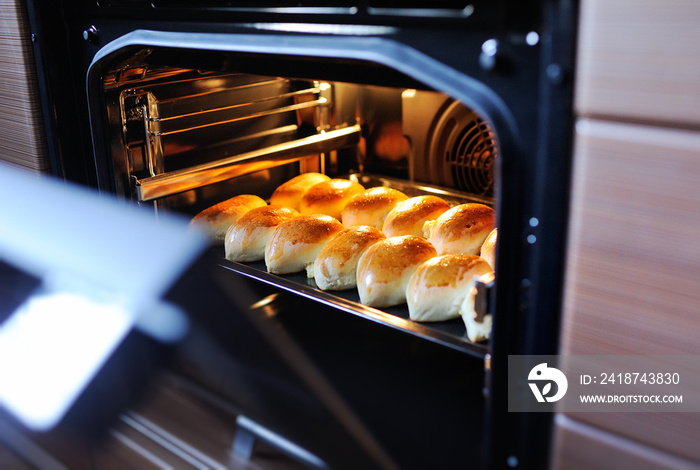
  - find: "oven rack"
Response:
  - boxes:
[133,124,360,202]
[145,81,327,138]
[120,72,344,202]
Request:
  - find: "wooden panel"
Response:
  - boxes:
[0,0,50,173]
[575,0,700,127]
[558,118,700,464]
[550,415,699,470]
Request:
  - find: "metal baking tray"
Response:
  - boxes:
[214,173,493,358]
[218,258,488,358]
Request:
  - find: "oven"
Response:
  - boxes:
[21,1,578,469]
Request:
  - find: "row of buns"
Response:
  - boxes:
[191,172,497,257]
[190,172,498,342]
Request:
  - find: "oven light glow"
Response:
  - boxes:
[0,292,133,431]
[250,294,281,318]
[481,39,499,57]
[526,31,540,46]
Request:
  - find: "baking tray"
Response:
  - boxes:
[211,173,492,357]
[221,259,489,358]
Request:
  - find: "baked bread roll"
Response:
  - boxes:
[480,228,498,270]
[299,178,366,220]
[341,187,408,229]
[426,203,495,256]
[265,214,344,276]
[460,271,496,342]
[406,254,493,322]
[270,172,330,211]
[189,194,267,241]
[382,195,450,238]
[356,235,437,308]
[224,205,300,262]
[313,226,386,291]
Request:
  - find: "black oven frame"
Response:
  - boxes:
[25,1,578,468]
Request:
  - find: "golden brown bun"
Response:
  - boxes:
[341,187,408,229]
[299,179,366,220]
[269,172,330,211]
[224,205,300,262]
[265,214,344,276]
[189,194,267,241]
[382,195,450,238]
[356,235,437,308]
[406,254,493,322]
[313,226,386,291]
[427,203,495,256]
[479,228,497,270]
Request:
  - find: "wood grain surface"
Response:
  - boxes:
[575,0,700,128]
[555,118,700,465]
[0,0,50,173]
[551,415,699,470]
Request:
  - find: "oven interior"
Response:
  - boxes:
[103,56,497,209]
[97,42,504,347]
[90,44,503,467]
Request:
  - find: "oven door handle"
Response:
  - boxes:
[132,124,361,202]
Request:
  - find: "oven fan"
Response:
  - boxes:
[427,100,497,196]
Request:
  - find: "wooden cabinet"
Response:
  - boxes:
[553,0,700,468]
[0,0,50,173]
[575,0,700,127]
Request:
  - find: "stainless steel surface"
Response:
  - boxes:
[146,85,326,138]
[134,125,361,201]
[403,90,497,195]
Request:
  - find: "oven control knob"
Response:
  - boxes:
[83,25,99,44]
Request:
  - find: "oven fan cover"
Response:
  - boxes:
[404,92,497,197]
[429,100,496,196]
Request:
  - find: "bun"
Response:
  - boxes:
[265,214,344,276]
[406,254,492,322]
[313,226,386,291]
[427,203,495,256]
[356,235,437,308]
[224,205,300,262]
[299,178,366,220]
[341,187,408,229]
[479,228,497,270]
[190,194,267,241]
[382,195,450,238]
[270,172,330,211]
[460,271,496,342]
